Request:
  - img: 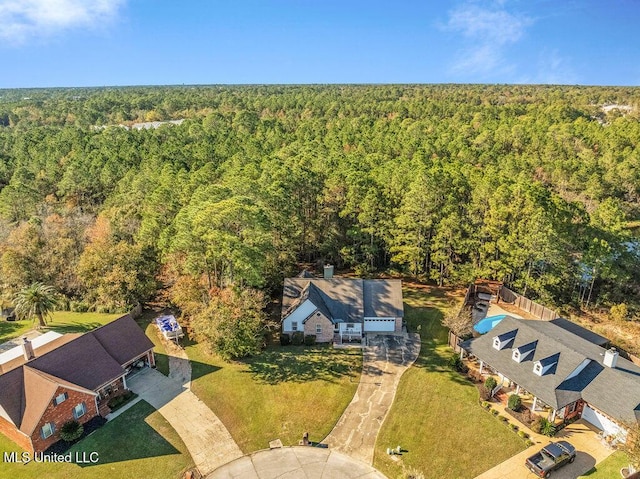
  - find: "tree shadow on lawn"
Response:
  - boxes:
[244,346,360,385]
[48,321,104,334]
[71,400,182,467]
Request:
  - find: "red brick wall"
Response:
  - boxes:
[30,386,98,452]
[303,312,334,343]
[0,415,32,452]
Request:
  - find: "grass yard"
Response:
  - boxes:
[0,311,122,343]
[374,283,527,479]
[579,451,631,478]
[186,342,362,453]
[0,400,193,479]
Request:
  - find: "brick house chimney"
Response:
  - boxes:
[22,337,35,361]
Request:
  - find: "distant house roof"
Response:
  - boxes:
[462,316,640,424]
[281,277,403,324]
[0,315,153,434]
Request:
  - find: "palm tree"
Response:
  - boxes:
[13,283,57,329]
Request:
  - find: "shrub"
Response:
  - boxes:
[479,385,491,401]
[60,420,83,442]
[498,415,508,422]
[484,376,497,391]
[107,391,137,411]
[448,354,462,370]
[69,300,89,312]
[291,331,305,345]
[491,409,499,416]
[518,430,528,439]
[304,334,316,346]
[525,440,535,447]
[531,417,543,433]
[508,394,522,412]
[610,303,628,322]
[481,401,490,409]
[280,333,291,346]
[541,419,556,437]
[509,423,518,431]
[531,417,556,436]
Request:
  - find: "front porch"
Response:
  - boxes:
[333,332,363,348]
[464,354,580,427]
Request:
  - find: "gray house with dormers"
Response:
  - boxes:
[461,316,640,439]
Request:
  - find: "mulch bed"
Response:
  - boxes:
[43,416,107,455]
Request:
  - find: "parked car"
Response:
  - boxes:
[525,441,576,477]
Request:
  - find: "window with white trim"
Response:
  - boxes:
[41,422,55,439]
[347,323,354,329]
[291,322,298,332]
[53,392,68,406]
[316,324,322,334]
[73,402,86,420]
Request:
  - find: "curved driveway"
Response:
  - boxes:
[128,340,243,476]
[323,334,421,464]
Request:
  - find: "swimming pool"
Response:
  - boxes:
[473,314,507,334]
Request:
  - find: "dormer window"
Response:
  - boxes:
[492,330,518,350]
[512,341,537,363]
[533,353,559,376]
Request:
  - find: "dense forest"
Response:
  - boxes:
[0,85,638,320]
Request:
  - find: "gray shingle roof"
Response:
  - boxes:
[363,280,404,318]
[462,316,640,424]
[549,318,609,347]
[281,277,403,323]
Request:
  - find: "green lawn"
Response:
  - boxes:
[579,451,630,478]
[143,322,170,376]
[0,311,122,343]
[374,283,527,479]
[0,400,193,479]
[186,341,362,453]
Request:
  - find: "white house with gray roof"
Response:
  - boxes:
[281,271,404,344]
[461,316,640,440]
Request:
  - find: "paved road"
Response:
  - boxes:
[128,363,243,476]
[208,446,387,479]
[323,334,421,464]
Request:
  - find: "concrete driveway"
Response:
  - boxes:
[323,334,421,464]
[474,420,613,479]
[128,367,243,476]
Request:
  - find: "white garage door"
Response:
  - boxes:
[364,318,396,332]
[581,405,622,437]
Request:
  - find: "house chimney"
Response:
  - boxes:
[603,348,619,368]
[22,338,35,361]
[324,264,334,279]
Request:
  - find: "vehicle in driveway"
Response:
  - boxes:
[525,441,576,477]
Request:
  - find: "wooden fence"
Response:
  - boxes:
[499,286,560,321]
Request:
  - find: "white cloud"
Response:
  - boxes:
[444,1,532,77]
[531,49,579,85]
[0,0,125,44]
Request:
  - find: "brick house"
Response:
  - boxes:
[281,268,404,344]
[0,315,154,452]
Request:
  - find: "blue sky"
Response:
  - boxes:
[0,0,639,88]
